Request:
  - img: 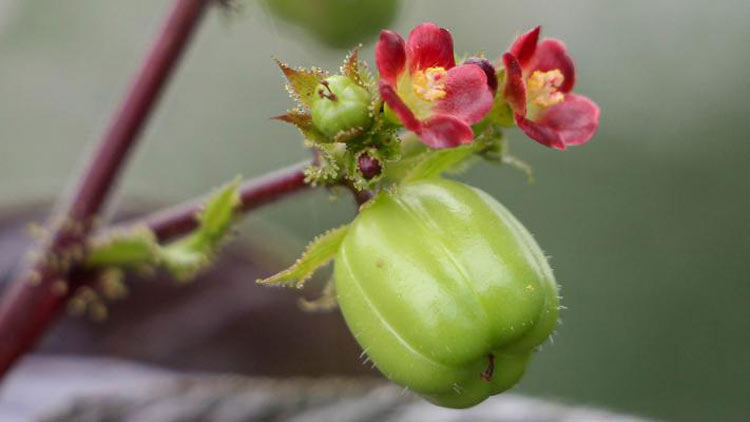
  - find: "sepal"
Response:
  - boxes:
[340,47,367,90]
[276,59,328,109]
[272,110,330,145]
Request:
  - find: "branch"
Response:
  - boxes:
[118,161,312,243]
[344,181,375,206]
[0,0,211,379]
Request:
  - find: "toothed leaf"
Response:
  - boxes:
[258,225,349,288]
[160,178,241,282]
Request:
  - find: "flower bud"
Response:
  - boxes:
[464,57,498,94]
[334,178,559,408]
[357,153,382,180]
[311,75,373,139]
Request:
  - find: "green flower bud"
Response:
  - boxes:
[311,75,372,139]
[334,178,559,408]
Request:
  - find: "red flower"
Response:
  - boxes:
[376,23,495,148]
[502,26,600,150]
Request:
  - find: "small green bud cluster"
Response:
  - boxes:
[275,53,398,191]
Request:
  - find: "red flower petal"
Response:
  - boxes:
[502,53,527,116]
[515,94,600,150]
[378,80,421,132]
[509,26,541,69]
[434,64,494,124]
[375,30,406,86]
[529,39,576,93]
[420,114,475,148]
[406,22,456,73]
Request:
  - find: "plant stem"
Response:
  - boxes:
[345,182,375,206]
[128,161,312,243]
[0,0,211,379]
[102,158,379,244]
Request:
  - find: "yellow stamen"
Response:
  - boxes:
[527,69,565,108]
[412,67,448,102]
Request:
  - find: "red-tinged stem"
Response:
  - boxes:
[346,182,375,206]
[104,158,376,244]
[138,161,312,242]
[0,0,211,379]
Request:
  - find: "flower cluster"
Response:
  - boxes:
[377,23,599,150]
[274,22,600,189]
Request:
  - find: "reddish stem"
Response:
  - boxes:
[349,185,375,206]
[137,161,311,242]
[0,0,210,379]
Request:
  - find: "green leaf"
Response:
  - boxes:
[258,224,349,288]
[160,178,241,281]
[195,177,242,246]
[86,180,242,283]
[86,227,160,268]
[276,60,327,109]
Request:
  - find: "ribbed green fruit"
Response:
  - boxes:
[334,178,559,408]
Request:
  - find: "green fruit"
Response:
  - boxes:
[263,0,401,49]
[334,178,559,408]
[311,75,373,139]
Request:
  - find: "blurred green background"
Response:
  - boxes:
[1,1,749,420]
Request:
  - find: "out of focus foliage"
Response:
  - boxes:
[262,0,400,48]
